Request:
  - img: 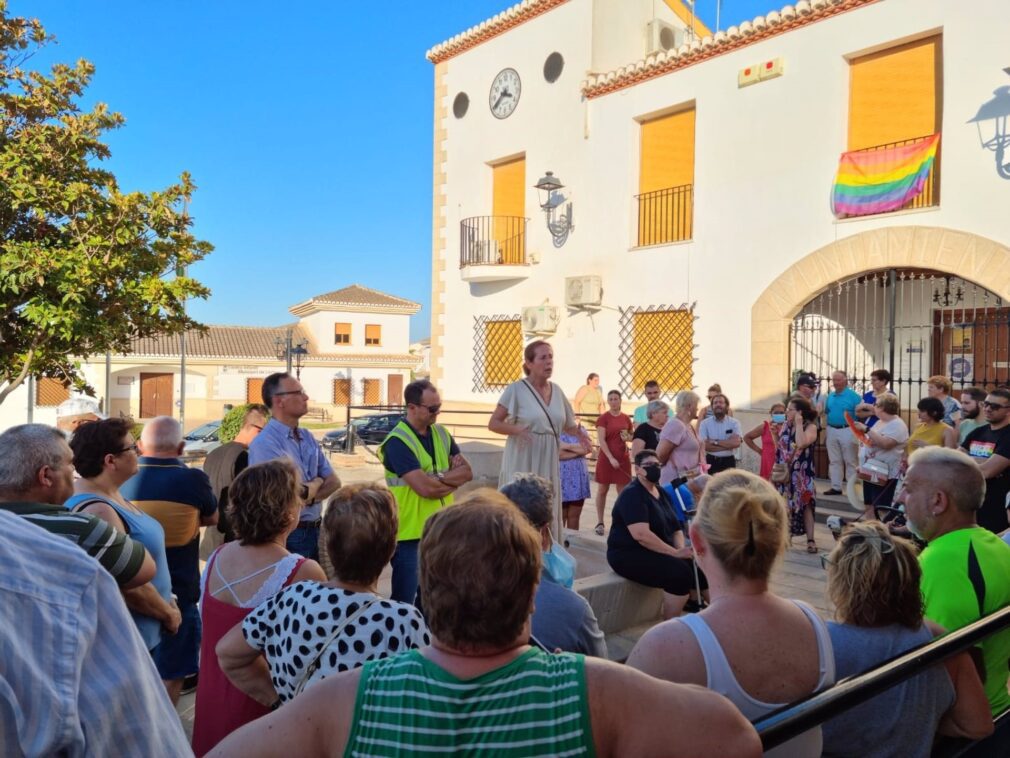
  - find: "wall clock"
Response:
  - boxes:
[489,68,521,119]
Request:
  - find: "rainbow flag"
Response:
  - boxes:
[832,134,939,217]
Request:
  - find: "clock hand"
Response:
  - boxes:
[493,91,506,109]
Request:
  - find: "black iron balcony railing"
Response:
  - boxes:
[635,183,694,247]
[851,134,940,212]
[460,216,528,268]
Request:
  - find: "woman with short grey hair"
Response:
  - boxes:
[632,400,670,459]
[657,391,704,488]
[500,474,607,657]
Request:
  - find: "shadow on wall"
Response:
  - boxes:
[968,75,1010,180]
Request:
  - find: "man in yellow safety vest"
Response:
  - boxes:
[378,379,472,602]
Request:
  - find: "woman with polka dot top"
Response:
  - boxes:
[217,484,430,706]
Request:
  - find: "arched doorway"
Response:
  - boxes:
[791,268,1009,418]
[750,227,1010,407]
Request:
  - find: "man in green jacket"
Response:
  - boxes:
[378,379,471,602]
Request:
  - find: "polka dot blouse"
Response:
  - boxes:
[242,581,431,702]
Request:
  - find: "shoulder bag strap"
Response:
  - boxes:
[521,379,559,438]
[291,597,379,699]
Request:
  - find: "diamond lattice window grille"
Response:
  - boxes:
[618,304,697,399]
[473,314,523,393]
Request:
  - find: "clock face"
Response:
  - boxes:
[489,68,521,119]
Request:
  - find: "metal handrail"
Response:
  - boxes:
[459,216,528,267]
[755,605,1010,752]
[845,133,940,211]
[634,183,694,246]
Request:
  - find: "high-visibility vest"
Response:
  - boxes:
[377,421,454,541]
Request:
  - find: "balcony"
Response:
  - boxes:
[459,215,531,283]
[835,134,940,219]
[635,184,694,247]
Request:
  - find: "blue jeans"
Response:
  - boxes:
[390,540,420,603]
[286,525,320,561]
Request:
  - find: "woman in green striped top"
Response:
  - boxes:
[208,492,761,758]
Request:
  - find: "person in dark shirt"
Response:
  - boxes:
[121,416,217,704]
[377,380,471,602]
[607,449,706,619]
[960,388,1010,534]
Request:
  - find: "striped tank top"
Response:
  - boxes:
[344,648,595,757]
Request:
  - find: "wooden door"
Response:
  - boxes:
[932,307,1010,388]
[246,377,265,404]
[140,373,173,418]
[387,374,404,405]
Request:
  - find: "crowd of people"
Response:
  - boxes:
[4,355,1010,756]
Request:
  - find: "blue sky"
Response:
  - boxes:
[12,1,772,340]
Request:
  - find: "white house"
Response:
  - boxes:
[427,0,1010,415]
[0,284,420,431]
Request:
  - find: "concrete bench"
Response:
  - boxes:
[575,569,664,662]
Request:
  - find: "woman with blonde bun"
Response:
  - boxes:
[627,469,835,758]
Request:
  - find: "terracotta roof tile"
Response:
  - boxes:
[130,324,308,359]
[305,284,420,311]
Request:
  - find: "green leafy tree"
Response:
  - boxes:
[0,3,212,406]
[218,403,269,444]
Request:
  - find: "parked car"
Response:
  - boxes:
[322,413,402,452]
[183,420,222,457]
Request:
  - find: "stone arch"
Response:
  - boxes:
[750,226,1010,407]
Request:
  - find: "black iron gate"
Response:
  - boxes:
[790,269,1010,474]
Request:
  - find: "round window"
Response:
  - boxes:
[543,52,564,83]
[453,92,470,119]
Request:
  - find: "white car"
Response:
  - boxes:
[183,420,222,457]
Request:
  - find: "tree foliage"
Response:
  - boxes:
[0,2,212,406]
[218,403,269,444]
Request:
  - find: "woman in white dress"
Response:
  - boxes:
[489,340,588,537]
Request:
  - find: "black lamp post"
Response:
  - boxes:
[274,329,310,378]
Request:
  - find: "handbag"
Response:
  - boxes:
[771,462,789,484]
[290,597,378,699]
[857,456,890,483]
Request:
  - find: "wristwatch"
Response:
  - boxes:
[300,483,310,500]
[435,471,446,482]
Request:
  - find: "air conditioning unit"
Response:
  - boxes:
[646,19,682,55]
[565,276,603,307]
[521,305,561,335]
[474,239,501,264]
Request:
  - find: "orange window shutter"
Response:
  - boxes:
[36,378,70,406]
[246,378,265,404]
[631,310,694,393]
[362,379,380,405]
[848,35,940,151]
[333,379,351,405]
[365,324,381,345]
[492,157,526,264]
[484,319,523,387]
[334,323,351,344]
[639,108,695,195]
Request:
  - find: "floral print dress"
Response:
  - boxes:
[775,422,817,536]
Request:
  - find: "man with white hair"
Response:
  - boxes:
[121,415,217,704]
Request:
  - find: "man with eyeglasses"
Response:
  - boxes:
[201,403,269,555]
[378,379,472,602]
[249,373,341,560]
[959,388,1010,533]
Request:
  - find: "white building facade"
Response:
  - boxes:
[428,0,1010,414]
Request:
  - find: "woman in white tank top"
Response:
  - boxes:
[627,469,834,757]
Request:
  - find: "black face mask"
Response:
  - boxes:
[642,464,661,484]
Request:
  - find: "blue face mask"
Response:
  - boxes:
[542,534,576,589]
[771,413,786,423]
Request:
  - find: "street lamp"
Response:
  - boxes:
[533,170,574,247]
[275,329,310,379]
[968,70,1010,180]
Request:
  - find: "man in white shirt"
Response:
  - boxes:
[698,394,741,474]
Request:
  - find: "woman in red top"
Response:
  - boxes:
[594,390,634,535]
[191,460,325,756]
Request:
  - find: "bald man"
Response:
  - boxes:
[121,415,217,704]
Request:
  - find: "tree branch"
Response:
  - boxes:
[0,346,36,406]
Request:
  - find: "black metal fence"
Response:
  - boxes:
[756,605,1010,756]
[635,183,693,246]
[459,215,528,267]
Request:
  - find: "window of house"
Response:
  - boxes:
[362,378,380,405]
[36,377,70,407]
[620,307,695,396]
[246,377,265,404]
[637,106,695,246]
[334,323,351,345]
[365,324,381,346]
[473,317,523,392]
[333,378,351,405]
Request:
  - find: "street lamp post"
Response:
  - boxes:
[275,329,310,379]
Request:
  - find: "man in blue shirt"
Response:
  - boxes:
[249,373,341,560]
[122,415,217,704]
[821,370,862,496]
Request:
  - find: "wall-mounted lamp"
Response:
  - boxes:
[968,69,1010,180]
[533,171,574,247]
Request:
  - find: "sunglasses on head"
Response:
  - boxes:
[821,531,895,570]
